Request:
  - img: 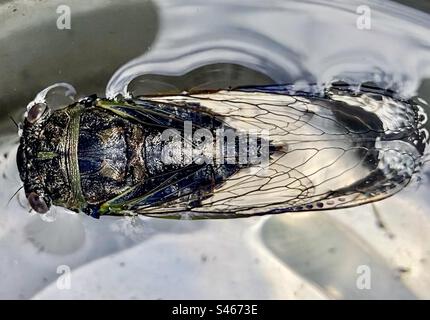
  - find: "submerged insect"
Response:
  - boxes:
[17,84,428,219]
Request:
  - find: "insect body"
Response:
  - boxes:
[17,85,428,219]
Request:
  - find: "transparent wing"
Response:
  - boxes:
[132,86,428,218]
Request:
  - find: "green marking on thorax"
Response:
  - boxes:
[36,151,58,160]
[65,104,86,210]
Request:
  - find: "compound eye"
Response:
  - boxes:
[26,103,47,124]
[28,192,49,214]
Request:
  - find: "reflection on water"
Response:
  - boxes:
[263,214,415,299]
[0,0,159,127]
[1,0,430,299]
[107,0,430,99]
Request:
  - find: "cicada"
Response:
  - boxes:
[17,84,428,219]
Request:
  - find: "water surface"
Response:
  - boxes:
[1,0,430,299]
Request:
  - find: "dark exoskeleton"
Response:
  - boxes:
[17,84,428,219]
[17,94,271,218]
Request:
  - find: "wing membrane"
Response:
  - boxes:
[107,86,427,218]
